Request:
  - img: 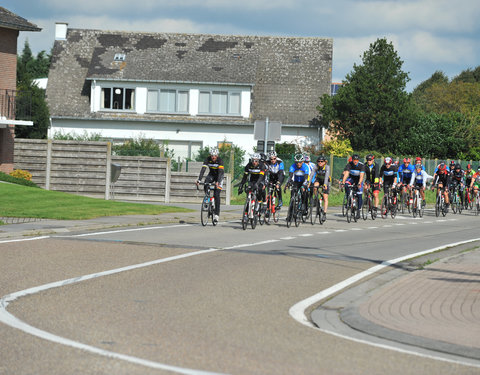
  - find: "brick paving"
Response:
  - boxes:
[358,250,480,349]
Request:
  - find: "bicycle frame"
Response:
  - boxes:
[198,182,217,226]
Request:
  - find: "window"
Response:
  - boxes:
[147,89,189,113]
[198,90,241,115]
[101,87,135,110]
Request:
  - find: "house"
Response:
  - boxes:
[0,6,40,173]
[46,24,332,160]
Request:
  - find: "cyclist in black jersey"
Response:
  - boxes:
[196,148,225,222]
[265,151,285,207]
[238,153,266,204]
[364,154,380,211]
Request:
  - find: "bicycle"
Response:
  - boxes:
[474,190,480,216]
[344,183,359,223]
[198,182,217,226]
[362,184,377,220]
[286,184,304,228]
[434,185,448,217]
[241,186,259,230]
[398,185,411,214]
[450,184,463,215]
[464,187,473,210]
[264,182,280,224]
[310,185,326,225]
[381,185,397,219]
[411,185,424,218]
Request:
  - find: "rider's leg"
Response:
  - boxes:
[323,185,329,213]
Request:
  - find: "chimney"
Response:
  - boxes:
[55,22,68,40]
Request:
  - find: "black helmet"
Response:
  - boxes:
[352,154,360,161]
[366,154,374,161]
[317,155,327,162]
[455,163,461,170]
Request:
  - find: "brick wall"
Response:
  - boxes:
[0,27,19,173]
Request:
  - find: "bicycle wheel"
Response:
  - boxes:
[399,192,405,214]
[200,196,209,226]
[311,194,318,225]
[390,197,397,219]
[406,192,412,214]
[457,192,463,214]
[295,193,302,227]
[242,199,249,230]
[412,195,417,218]
[468,191,474,210]
[319,198,326,224]
[258,202,265,226]
[381,196,388,219]
[435,194,441,217]
[346,195,352,223]
[264,196,271,225]
[370,196,377,220]
[476,200,480,216]
[419,193,424,218]
[286,196,294,228]
[451,191,457,214]
[250,198,257,229]
[361,194,368,220]
[342,194,347,217]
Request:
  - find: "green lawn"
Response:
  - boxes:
[0,183,192,220]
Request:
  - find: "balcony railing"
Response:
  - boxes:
[0,89,32,121]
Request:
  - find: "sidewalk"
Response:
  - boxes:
[313,243,480,361]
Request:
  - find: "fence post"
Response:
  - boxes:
[225,174,231,205]
[164,157,171,203]
[45,139,52,190]
[105,142,112,200]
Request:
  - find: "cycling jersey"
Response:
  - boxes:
[305,161,316,181]
[409,169,429,188]
[344,161,365,183]
[451,169,465,183]
[198,156,225,182]
[398,163,415,183]
[266,158,285,184]
[364,162,379,184]
[288,163,311,184]
[471,172,480,187]
[312,164,330,186]
[240,160,266,187]
[379,165,398,184]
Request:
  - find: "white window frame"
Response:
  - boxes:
[147,88,190,114]
[100,86,135,111]
[198,90,242,116]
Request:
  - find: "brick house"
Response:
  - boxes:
[0,7,40,173]
[47,24,332,159]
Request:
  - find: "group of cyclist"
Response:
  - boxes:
[196,147,480,224]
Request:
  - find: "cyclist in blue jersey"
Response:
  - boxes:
[409,163,429,207]
[285,154,311,214]
[265,151,285,208]
[342,154,365,218]
[398,157,415,204]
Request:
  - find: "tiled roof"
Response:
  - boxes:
[47,28,332,126]
[0,7,41,31]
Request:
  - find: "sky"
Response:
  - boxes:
[3,0,480,92]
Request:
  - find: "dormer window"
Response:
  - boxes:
[114,53,126,62]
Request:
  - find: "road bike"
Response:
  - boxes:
[241,186,259,230]
[434,185,448,217]
[362,184,377,220]
[411,185,424,218]
[344,183,359,223]
[450,184,463,214]
[398,184,411,214]
[381,185,397,219]
[475,190,480,216]
[286,184,305,228]
[464,187,474,210]
[198,182,217,226]
[310,185,326,225]
[263,182,280,224]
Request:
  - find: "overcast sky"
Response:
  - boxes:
[4,0,480,92]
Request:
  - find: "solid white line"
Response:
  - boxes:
[289,237,480,368]
[68,224,193,237]
[0,236,50,244]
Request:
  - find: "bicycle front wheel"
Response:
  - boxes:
[435,194,441,217]
[294,195,302,227]
[242,199,249,230]
[342,194,347,217]
[381,196,388,219]
[361,195,368,220]
[200,197,209,226]
[286,198,294,228]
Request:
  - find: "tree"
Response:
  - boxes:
[453,66,480,84]
[15,41,52,139]
[318,38,413,153]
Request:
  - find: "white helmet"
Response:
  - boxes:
[210,148,219,156]
[252,153,261,161]
[268,151,277,158]
[294,154,304,163]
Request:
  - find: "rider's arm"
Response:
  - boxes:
[324,165,331,187]
[198,161,208,181]
[277,162,285,184]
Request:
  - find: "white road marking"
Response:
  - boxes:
[317,231,330,234]
[280,236,296,240]
[289,238,480,369]
[299,233,313,237]
[67,224,193,237]
[0,236,50,244]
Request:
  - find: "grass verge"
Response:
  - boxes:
[0,183,192,220]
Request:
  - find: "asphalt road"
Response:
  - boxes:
[1,207,479,375]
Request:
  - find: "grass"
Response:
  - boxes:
[0,183,192,220]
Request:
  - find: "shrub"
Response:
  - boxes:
[0,172,38,187]
[10,169,32,181]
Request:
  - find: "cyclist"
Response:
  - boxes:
[431,161,450,209]
[379,157,398,208]
[464,164,475,207]
[265,151,285,208]
[196,148,224,222]
[469,166,480,198]
[238,153,266,208]
[364,154,380,212]
[312,155,330,218]
[285,154,311,215]
[397,157,415,204]
[342,154,365,218]
[409,163,429,207]
[450,163,465,207]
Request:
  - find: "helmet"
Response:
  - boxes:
[415,156,422,162]
[366,154,374,161]
[467,163,472,169]
[268,151,277,158]
[294,154,304,163]
[210,148,219,156]
[317,155,327,162]
[385,157,392,165]
[455,163,461,170]
[304,155,311,162]
[260,153,267,161]
[403,157,411,164]
[252,153,261,161]
[450,160,456,167]
[477,165,480,171]
[352,154,360,161]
